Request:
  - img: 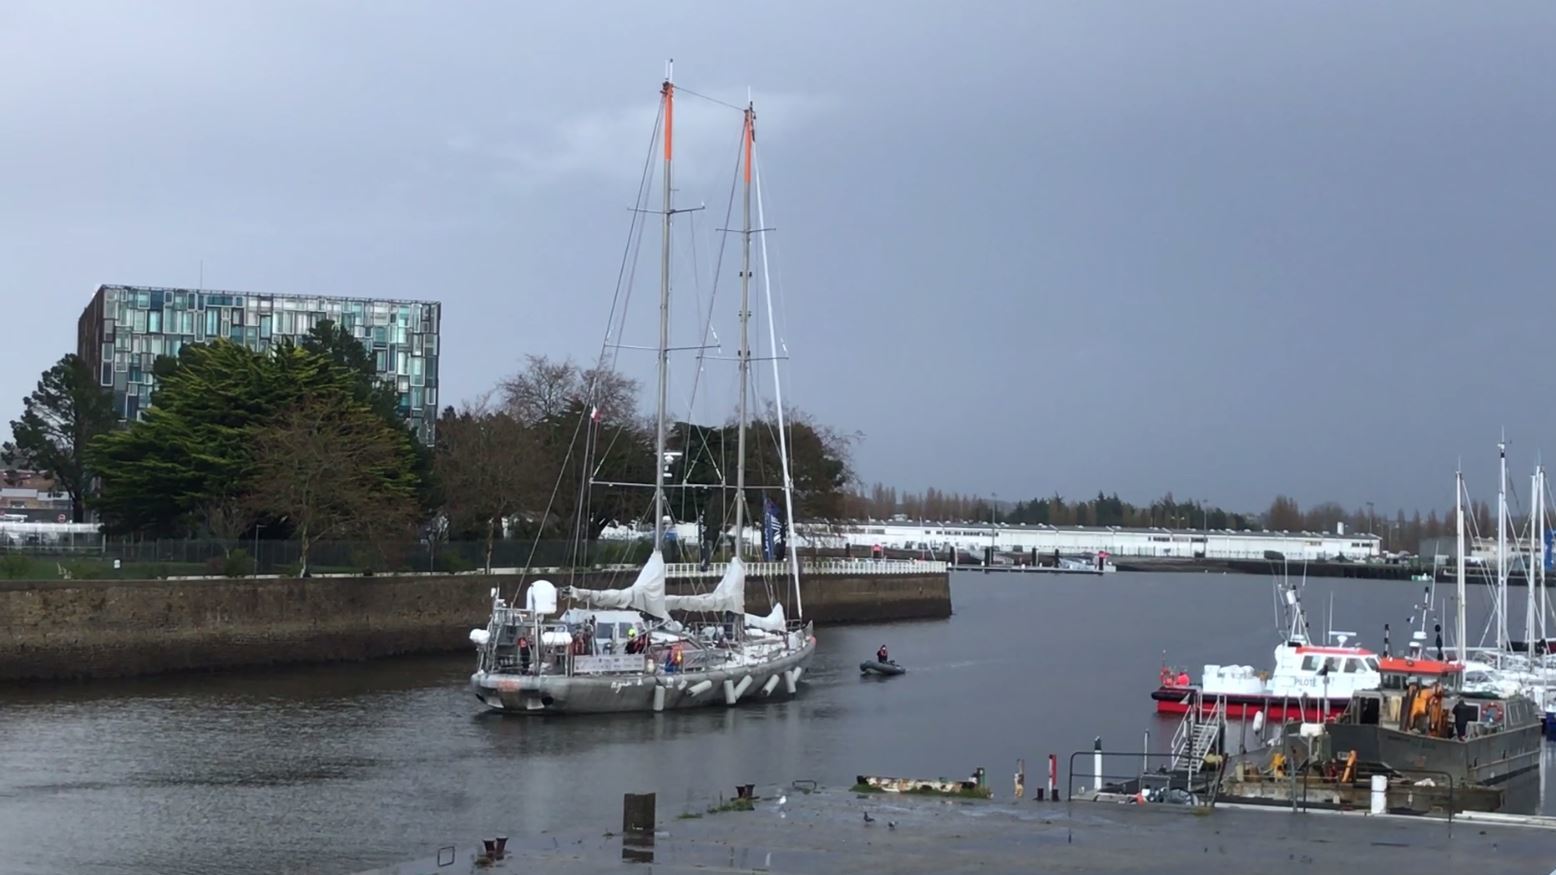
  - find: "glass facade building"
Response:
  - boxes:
[77,284,441,443]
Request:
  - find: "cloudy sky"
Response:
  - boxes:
[3,2,1554,514]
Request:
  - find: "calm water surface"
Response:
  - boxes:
[0,571,1550,874]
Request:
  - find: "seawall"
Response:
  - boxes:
[0,569,950,682]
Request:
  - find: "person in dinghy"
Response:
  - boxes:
[861,644,905,676]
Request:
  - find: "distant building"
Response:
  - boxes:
[599,518,1384,563]
[802,521,1383,562]
[0,469,72,523]
[76,284,441,442]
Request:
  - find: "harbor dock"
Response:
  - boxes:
[354,784,1556,874]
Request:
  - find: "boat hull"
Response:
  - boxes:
[1325,720,1544,785]
[1152,687,1349,722]
[860,661,905,676]
[471,633,816,715]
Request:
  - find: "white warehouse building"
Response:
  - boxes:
[602,518,1381,562]
[800,521,1381,562]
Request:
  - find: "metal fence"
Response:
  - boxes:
[0,537,947,581]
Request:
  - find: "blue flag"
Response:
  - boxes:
[763,496,781,562]
[1545,528,1553,572]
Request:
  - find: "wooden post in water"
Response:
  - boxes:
[622,793,655,835]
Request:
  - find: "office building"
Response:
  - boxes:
[77,284,441,442]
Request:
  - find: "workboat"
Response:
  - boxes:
[860,660,905,676]
[467,67,816,715]
[1153,567,1380,721]
[1153,638,1380,721]
[1324,655,1543,785]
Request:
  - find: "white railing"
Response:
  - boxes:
[662,558,947,579]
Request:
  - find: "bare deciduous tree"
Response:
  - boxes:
[245,397,419,576]
[435,397,546,571]
[500,355,639,426]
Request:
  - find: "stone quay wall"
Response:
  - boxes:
[0,568,950,681]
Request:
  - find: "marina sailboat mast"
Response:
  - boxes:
[1455,467,1467,663]
[653,66,675,552]
[1496,438,1508,651]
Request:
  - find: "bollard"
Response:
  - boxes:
[494,836,508,859]
[1048,754,1058,801]
[1370,775,1387,815]
[623,792,656,835]
[1036,787,1045,801]
[1092,737,1103,796]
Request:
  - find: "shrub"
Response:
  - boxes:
[0,554,33,580]
[222,548,255,578]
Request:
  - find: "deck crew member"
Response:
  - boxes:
[876,644,889,664]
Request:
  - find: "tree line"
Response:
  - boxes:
[3,329,854,574]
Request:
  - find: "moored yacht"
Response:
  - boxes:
[468,67,817,715]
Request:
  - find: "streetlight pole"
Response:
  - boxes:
[253,524,265,578]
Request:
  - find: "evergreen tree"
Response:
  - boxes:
[3,354,118,522]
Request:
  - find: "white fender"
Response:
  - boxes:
[783,669,799,695]
[687,680,714,698]
[760,674,781,697]
[653,685,666,712]
[733,675,753,700]
[723,679,738,705]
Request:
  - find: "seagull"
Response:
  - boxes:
[887,821,897,830]
[777,795,787,807]
[863,811,875,823]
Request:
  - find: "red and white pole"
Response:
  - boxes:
[1048,753,1058,801]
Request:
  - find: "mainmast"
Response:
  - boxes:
[653,67,675,552]
[1456,468,1467,663]
[731,102,754,559]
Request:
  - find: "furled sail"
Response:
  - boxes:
[744,601,786,633]
[566,550,668,620]
[664,557,746,615]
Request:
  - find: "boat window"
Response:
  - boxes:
[1323,657,1341,673]
[1342,659,1359,673]
[1364,658,1379,671]
[1301,656,1318,671]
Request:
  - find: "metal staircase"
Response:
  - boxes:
[1170,692,1225,778]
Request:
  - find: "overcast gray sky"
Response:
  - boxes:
[4,2,1554,515]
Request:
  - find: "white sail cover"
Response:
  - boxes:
[664,557,746,616]
[743,601,787,633]
[567,550,669,620]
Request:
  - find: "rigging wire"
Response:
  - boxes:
[517,97,665,594]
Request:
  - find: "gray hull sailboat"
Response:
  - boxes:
[469,68,815,714]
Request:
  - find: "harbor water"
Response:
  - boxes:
[0,570,1551,875]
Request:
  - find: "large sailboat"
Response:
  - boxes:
[467,68,816,714]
